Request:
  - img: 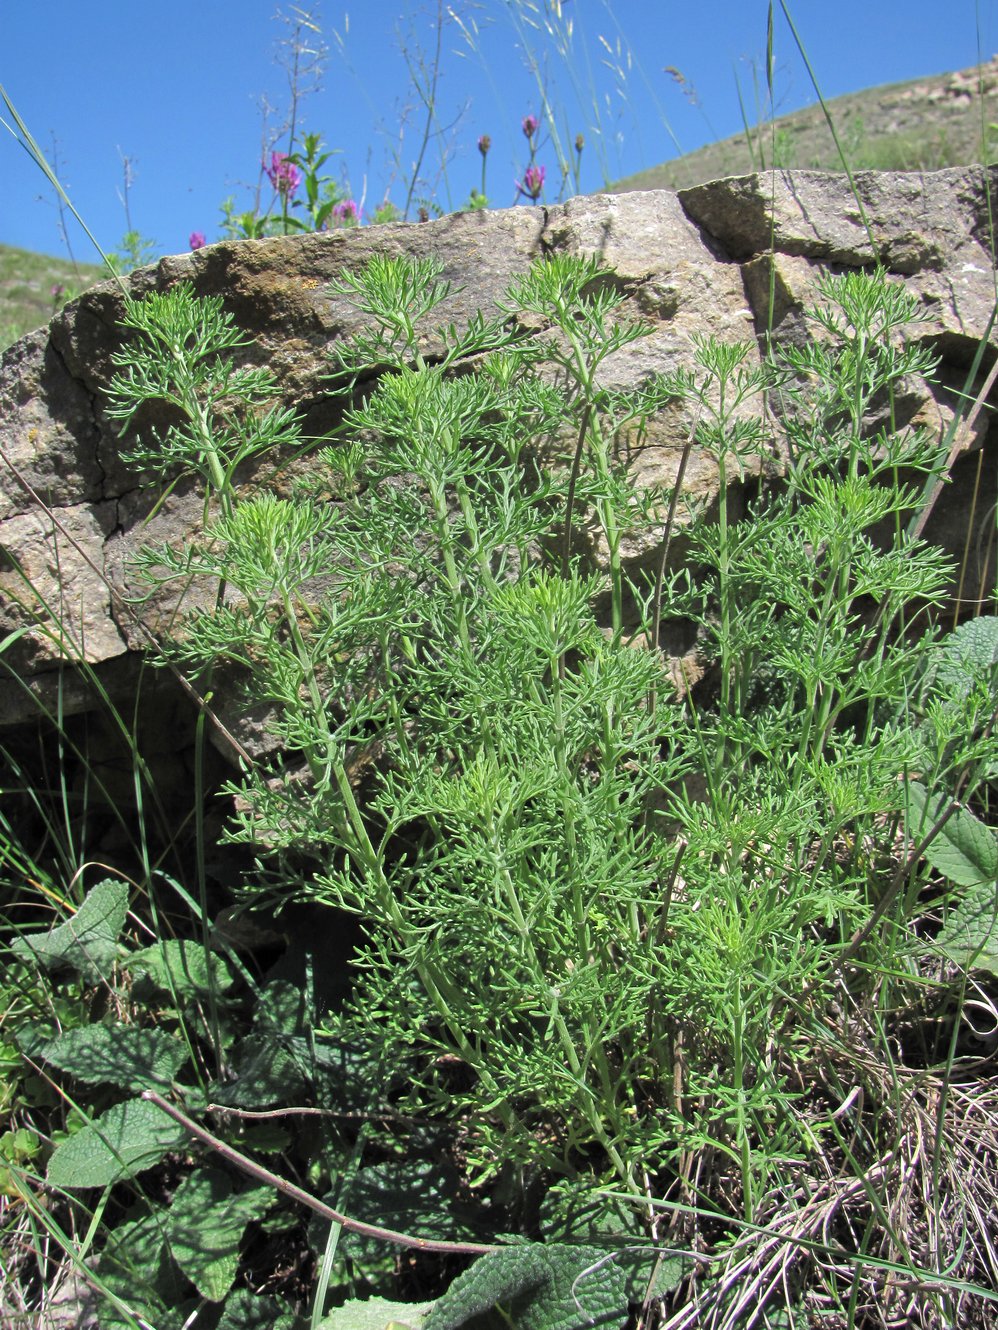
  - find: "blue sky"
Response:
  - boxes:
[2,1,996,262]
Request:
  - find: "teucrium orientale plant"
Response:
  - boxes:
[90,253,998,1323]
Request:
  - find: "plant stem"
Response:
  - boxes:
[141,1091,498,1255]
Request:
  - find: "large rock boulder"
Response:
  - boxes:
[1,169,995,734]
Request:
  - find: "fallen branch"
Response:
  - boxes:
[142,1089,499,1256]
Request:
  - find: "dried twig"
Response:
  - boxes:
[142,1090,498,1256]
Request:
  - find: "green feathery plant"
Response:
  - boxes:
[50,250,989,1326]
[104,284,302,514]
[4,8,998,1321]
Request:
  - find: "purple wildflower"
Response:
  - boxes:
[516,164,546,201]
[265,150,302,200]
[521,114,539,139]
[50,283,65,299]
[189,231,207,251]
[478,134,491,156]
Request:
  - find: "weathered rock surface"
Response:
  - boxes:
[0,169,995,731]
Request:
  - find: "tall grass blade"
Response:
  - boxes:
[775,1,880,258]
[0,85,128,295]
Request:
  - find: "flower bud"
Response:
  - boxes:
[516,164,546,201]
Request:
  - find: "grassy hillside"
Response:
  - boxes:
[3,57,997,352]
[0,244,106,351]
[612,56,998,193]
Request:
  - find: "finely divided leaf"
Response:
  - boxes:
[40,1024,189,1091]
[425,1243,628,1330]
[10,879,128,982]
[46,1096,186,1188]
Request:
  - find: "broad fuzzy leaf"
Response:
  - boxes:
[345,1158,485,1247]
[937,876,998,975]
[319,1298,433,1330]
[539,1179,692,1303]
[215,1288,301,1330]
[935,616,998,700]
[906,781,998,887]
[10,879,128,982]
[46,1096,186,1188]
[539,1178,639,1242]
[211,980,309,1109]
[40,1023,189,1091]
[210,1039,308,1109]
[425,1243,628,1330]
[124,938,235,998]
[318,1157,490,1297]
[166,1167,271,1301]
[99,1209,191,1330]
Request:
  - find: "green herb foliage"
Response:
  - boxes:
[3,251,997,1329]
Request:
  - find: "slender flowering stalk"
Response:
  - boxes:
[516,164,546,201]
[331,199,359,226]
[264,149,302,199]
[519,114,542,204]
[478,133,491,202]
